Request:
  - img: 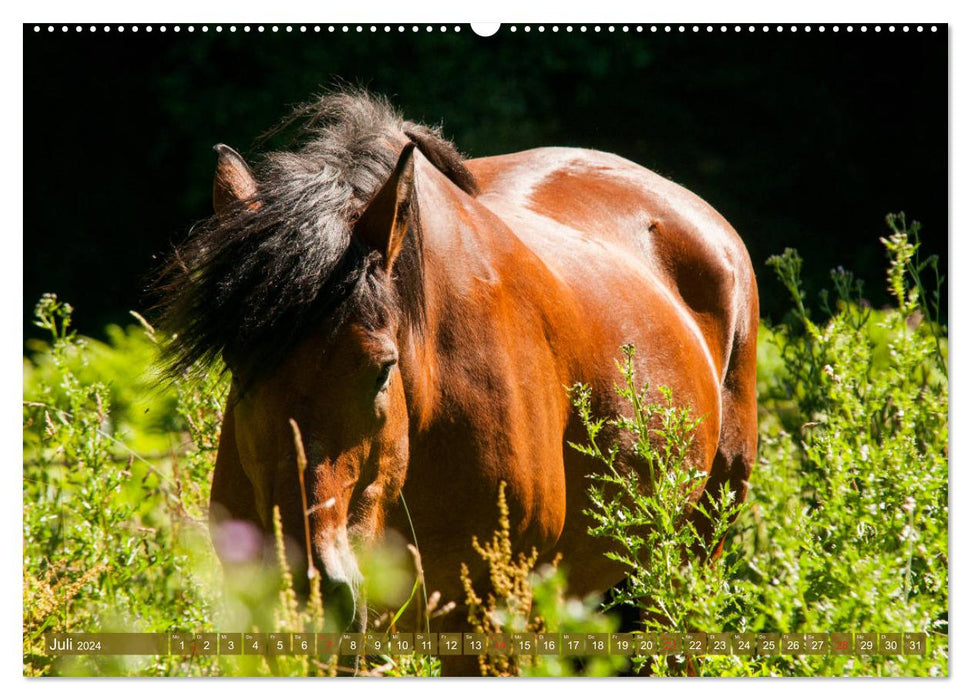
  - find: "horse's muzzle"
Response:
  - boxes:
[320,575,358,632]
[313,538,364,632]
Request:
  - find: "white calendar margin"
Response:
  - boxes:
[4,2,963,698]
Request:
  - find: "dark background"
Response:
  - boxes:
[23,25,948,342]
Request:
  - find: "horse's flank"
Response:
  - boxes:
[389,144,757,597]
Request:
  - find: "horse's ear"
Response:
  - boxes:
[354,142,416,270]
[213,144,259,215]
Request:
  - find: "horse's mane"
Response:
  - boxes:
[154,90,478,384]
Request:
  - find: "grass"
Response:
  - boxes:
[22,214,947,677]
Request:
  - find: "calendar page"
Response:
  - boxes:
[21,15,949,680]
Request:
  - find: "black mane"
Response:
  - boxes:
[154,90,477,384]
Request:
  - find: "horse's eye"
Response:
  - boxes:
[375,360,396,393]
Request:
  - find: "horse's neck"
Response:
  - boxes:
[399,159,541,428]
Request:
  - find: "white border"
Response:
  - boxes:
[5,1,964,698]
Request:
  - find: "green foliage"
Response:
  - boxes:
[568,216,948,677]
[569,347,748,675]
[23,294,222,676]
[22,295,307,676]
[726,214,948,676]
[22,296,436,677]
[24,312,180,456]
[524,564,623,677]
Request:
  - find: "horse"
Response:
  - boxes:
[156,91,758,675]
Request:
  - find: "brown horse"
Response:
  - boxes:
[158,91,758,674]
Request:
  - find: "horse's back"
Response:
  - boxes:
[467,147,757,387]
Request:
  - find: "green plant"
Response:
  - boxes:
[725,214,948,676]
[566,215,947,677]
[460,482,540,676]
[23,295,221,676]
[569,346,748,675]
[460,482,622,677]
